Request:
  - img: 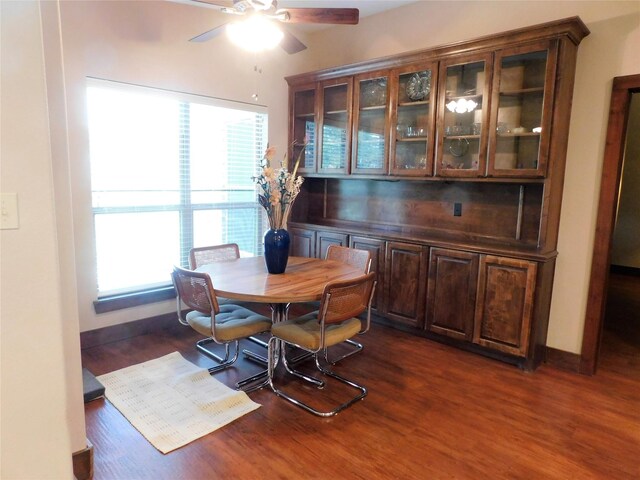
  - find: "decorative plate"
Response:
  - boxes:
[448,138,469,157]
[406,72,431,101]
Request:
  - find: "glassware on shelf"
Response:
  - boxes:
[491,48,549,172]
[438,58,487,175]
[360,77,387,108]
[393,66,434,174]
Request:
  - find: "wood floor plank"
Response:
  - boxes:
[82,298,639,479]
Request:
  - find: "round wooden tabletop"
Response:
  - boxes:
[196,256,363,304]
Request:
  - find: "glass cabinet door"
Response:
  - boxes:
[487,41,557,177]
[436,54,492,177]
[290,85,317,173]
[319,78,352,174]
[352,73,389,175]
[391,64,437,176]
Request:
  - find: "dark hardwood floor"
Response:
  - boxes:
[601,272,640,377]
[82,299,640,480]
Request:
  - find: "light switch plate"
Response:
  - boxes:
[1,193,19,229]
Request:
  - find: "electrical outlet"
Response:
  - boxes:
[1,193,19,229]
[453,202,462,216]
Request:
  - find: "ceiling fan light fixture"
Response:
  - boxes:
[226,15,284,52]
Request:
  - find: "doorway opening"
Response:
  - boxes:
[581,74,640,375]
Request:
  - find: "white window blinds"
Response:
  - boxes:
[87,79,268,296]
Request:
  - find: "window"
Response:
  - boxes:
[87,79,267,296]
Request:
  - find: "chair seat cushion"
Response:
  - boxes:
[271,311,362,351]
[186,304,271,342]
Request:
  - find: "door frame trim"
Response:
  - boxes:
[580,74,640,375]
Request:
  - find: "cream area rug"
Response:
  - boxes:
[97,351,260,454]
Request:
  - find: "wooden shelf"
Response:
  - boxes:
[397,136,428,142]
[295,112,315,118]
[325,109,348,116]
[360,105,386,111]
[444,135,481,140]
[398,100,430,107]
[500,87,544,95]
[497,132,541,137]
[445,93,482,101]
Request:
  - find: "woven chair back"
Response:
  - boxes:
[319,272,376,325]
[189,243,240,269]
[172,266,219,314]
[325,245,371,273]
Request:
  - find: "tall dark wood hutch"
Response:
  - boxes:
[286,18,589,370]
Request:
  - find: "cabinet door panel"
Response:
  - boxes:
[390,63,438,176]
[436,52,493,178]
[383,242,428,328]
[352,71,389,175]
[316,231,349,259]
[318,77,353,174]
[474,255,537,356]
[487,40,558,177]
[426,248,479,340]
[289,227,316,258]
[350,236,385,311]
[289,83,318,173]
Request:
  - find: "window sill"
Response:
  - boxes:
[93,285,176,314]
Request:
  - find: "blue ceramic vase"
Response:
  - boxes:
[263,228,290,274]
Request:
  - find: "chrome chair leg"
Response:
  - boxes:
[267,337,367,417]
[236,369,268,392]
[247,335,269,349]
[242,348,268,365]
[324,338,364,365]
[197,338,230,363]
[281,348,324,388]
[197,340,243,374]
[197,336,270,388]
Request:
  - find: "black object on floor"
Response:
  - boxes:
[82,368,105,403]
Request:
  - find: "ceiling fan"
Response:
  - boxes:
[183,0,359,54]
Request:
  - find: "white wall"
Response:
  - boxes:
[60,0,639,355]
[300,1,640,354]
[0,1,82,478]
[59,0,307,332]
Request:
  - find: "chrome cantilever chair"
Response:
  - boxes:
[267,272,376,417]
[188,243,270,356]
[324,245,372,364]
[171,265,271,388]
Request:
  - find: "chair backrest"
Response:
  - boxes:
[325,245,371,274]
[171,265,219,315]
[189,243,240,269]
[318,272,376,325]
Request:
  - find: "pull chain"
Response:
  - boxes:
[252,63,262,102]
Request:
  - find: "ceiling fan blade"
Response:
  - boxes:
[189,23,228,42]
[279,8,359,25]
[280,29,307,54]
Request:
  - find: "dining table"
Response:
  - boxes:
[195,255,364,322]
[195,255,364,390]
